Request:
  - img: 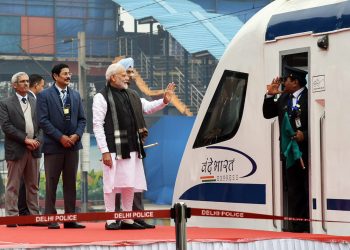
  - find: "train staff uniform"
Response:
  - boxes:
[263,66,309,233]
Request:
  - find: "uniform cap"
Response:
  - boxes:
[283,65,308,86]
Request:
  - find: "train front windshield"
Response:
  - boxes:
[193,70,248,148]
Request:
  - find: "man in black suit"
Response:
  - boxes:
[18,74,45,216]
[263,66,309,233]
[37,64,86,229]
[0,72,42,227]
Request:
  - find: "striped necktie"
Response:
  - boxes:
[61,90,67,105]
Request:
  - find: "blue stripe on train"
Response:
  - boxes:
[179,183,266,204]
[266,1,350,41]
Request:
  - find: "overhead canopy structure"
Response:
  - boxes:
[112,0,244,59]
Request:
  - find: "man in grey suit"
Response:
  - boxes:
[0,72,42,227]
[37,63,86,229]
[18,74,45,217]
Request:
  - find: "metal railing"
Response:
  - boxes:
[173,67,185,95]
[190,84,204,112]
[115,35,209,114]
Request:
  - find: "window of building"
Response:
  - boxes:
[0,2,25,15]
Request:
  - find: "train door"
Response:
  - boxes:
[279,50,310,232]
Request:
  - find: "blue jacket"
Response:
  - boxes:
[37,85,86,154]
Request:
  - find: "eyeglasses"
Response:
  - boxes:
[61,72,73,77]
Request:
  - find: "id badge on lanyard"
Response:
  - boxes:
[63,104,71,121]
[295,117,301,128]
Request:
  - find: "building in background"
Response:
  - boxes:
[0,0,121,134]
[0,0,272,210]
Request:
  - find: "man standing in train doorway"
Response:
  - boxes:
[263,66,309,233]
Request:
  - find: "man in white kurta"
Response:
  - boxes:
[115,57,175,228]
[93,63,174,230]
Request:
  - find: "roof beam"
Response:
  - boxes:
[155,0,177,14]
[191,11,229,46]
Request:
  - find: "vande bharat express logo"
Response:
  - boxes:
[200,146,257,182]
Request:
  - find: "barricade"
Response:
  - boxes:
[1,204,350,250]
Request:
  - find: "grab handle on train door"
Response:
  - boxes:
[271,119,277,229]
[320,112,327,232]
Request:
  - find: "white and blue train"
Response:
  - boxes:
[173,0,350,235]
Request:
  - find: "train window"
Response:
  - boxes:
[193,70,248,148]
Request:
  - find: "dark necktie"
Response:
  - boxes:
[61,90,67,104]
[21,97,27,104]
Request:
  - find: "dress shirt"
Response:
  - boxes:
[291,87,305,107]
[55,84,68,104]
[16,93,28,103]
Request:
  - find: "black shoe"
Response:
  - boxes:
[135,220,156,229]
[6,224,17,228]
[19,211,30,216]
[120,221,145,230]
[48,222,60,229]
[18,222,49,226]
[105,221,121,230]
[64,222,86,229]
[33,222,50,227]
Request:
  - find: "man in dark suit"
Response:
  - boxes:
[0,72,42,227]
[37,63,86,229]
[263,66,309,233]
[18,74,45,216]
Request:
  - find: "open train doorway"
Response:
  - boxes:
[279,50,310,233]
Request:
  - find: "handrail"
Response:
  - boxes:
[320,112,327,232]
[190,84,204,98]
[190,84,204,112]
[133,69,193,116]
[139,50,163,88]
[140,50,149,80]
[271,119,278,229]
[174,67,185,95]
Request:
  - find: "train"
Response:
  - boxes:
[173,0,350,236]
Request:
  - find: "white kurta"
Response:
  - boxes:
[92,93,166,193]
